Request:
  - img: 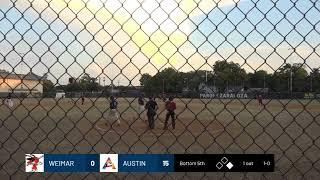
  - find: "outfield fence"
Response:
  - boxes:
[1,0,320,180]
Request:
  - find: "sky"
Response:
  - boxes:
[0,0,319,86]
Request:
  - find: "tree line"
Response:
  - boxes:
[140,61,320,94]
[43,61,320,95]
[47,73,140,95]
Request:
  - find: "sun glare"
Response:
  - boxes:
[33,0,242,68]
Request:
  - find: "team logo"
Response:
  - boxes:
[103,157,116,169]
[100,154,118,172]
[25,154,44,172]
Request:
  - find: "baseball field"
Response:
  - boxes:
[1,97,320,179]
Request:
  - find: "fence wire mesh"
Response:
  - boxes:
[0,0,320,179]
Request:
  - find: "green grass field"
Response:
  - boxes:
[1,97,320,179]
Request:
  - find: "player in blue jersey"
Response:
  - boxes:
[106,96,120,126]
[145,96,158,129]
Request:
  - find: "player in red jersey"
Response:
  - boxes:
[164,96,177,130]
[257,94,263,106]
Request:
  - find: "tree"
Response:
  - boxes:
[139,62,314,94]
[156,68,179,93]
[65,81,83,92]
[269,63,308,92]
[43,79,54,91]
[140,73,152,86]
[310,68,320,92]
[213,61,247,91]
[186,70,209,91]
[292,64,308,92]
[63,74,101,92]
[140,68,186,94]
[247,70,270,88]
[79,73,101,91]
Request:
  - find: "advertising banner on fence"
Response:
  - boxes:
[200,93,249,99]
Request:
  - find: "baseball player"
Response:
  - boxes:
[138,96,145,121]
[164,96,176,130]
[106,96,120,126]
[257,94,263,106]
[81,94,85,105]
[145,96,158,129]
[5,93,13,108]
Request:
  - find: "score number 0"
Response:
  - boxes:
[91,161,95,166]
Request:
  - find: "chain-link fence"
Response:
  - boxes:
[1,0,320,179]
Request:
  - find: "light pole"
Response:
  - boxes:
[227,81,229,93]
[213,77,216,89]
[205,71,208,83]
[212,66,216,88]
[287,48,295,95]
[290,68,293,95]
[111,81,114,95]
[184,78,189,90]
[311,71,313,92]
[202,71,208,85]
[210,71,217,93]
[17,53,25,74]
[17,53,26,91]
[263,73,266,89]
[162,79,165,95]
[211,63,219,93]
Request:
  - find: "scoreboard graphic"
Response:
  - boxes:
[25,154,274,173]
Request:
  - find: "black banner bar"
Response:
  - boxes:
[174,154,274,172]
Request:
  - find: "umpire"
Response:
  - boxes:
[145,96,158,129]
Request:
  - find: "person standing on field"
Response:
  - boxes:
[5,93,14,108]
[106,96,120,126]
[81,94,85,105]
[145,96,158,129]
[138,96,145,121]
[257,94,263,106]
[164,96,176,130]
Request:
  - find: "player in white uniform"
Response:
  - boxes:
[138,96,145,121]
[5,93,14,108]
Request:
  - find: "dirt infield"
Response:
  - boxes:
[1,97,320,179]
